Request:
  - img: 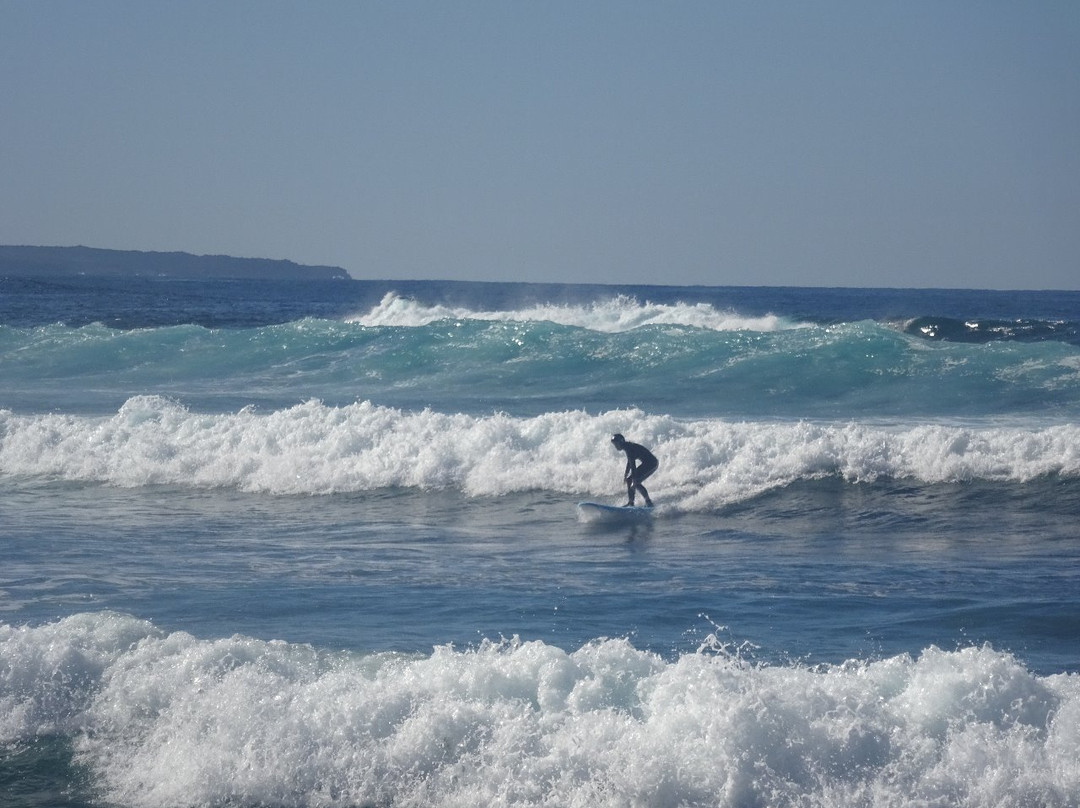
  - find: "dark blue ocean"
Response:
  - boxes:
[2,275,1079,807]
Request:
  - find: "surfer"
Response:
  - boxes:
[611,433,658,507]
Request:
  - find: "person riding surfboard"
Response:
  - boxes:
[611,433,658,507]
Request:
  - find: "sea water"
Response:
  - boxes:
[1,276,1079,807]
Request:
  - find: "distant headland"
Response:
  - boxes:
[0,246,350,281]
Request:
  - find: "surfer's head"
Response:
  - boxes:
[611,433,625,448]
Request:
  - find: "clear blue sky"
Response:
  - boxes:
[2,1,1077,288]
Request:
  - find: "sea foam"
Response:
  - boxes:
[1,396,1078,509]
[2,612,1077,807]
[347,292,800,333]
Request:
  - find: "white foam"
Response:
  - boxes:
[1,398,1078,508]
[347,291,800,333]
[2,613,1077,806]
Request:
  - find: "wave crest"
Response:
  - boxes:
[2,613,1078,807]
[2,397,1077,507]
[347,292,800,333]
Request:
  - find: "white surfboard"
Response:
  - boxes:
[577,501,655,521]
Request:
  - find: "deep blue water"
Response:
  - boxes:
[2,275,1079,807]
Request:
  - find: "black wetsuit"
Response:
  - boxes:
[620,440,658,506]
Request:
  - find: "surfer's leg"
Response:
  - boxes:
[635,461,656,506]
[636,481,652,507]
[631,470,652,507]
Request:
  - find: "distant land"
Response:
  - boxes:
[0,245,350,281]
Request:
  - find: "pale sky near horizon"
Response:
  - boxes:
[2,1,1078,288]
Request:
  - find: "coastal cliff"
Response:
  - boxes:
[0,246,350,280]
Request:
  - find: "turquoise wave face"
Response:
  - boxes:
[3,317,1079,419]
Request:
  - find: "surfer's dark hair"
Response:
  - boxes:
[611,433,624,444]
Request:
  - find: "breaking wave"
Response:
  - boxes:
[2,612,1078,807]
[2,397,1077,508]
[346,292,802,333]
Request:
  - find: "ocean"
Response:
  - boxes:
[1,275,1078,807]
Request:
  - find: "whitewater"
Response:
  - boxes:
[2,276,1079,807]
[1,397,1078,506]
